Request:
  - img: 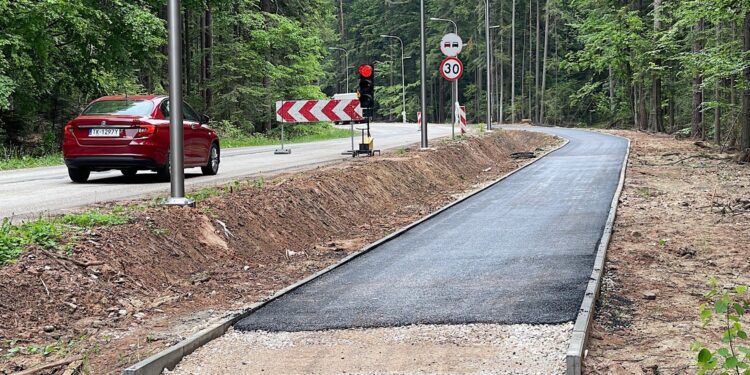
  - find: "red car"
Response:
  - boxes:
[63,95,220,183]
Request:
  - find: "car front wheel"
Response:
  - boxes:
[201,143,220,176]
[68,167,90,183]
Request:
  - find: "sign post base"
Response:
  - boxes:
[164,197,195,207]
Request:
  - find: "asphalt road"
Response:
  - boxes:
[0,123,450,219]
[235,127,628,331]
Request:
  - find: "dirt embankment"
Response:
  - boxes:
[0,130,558,374]
[585,131,750,374]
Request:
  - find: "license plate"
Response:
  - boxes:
[89,128,121,137]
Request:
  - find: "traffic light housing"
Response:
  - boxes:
[357,64,375,116]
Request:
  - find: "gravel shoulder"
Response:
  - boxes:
[167,323,573,375]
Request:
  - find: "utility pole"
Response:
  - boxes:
[381,35,407,123]
[485,0,492,130]
[329,47,350,93]
[165,0,192,206]
[491,25,501,126]
[420,0,428,147]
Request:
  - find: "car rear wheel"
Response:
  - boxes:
[157,155,170,182]
[121,168,138,177]
[68,167,90,183]
[201,143,220,176]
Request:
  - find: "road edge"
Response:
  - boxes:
[565,132,631,375]
[122,131,570,375]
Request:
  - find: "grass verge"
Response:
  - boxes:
[0,209,129,266]
[219,125,352,148]
[0,153,63,171]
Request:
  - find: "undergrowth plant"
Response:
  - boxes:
[0,210,129,266]
[692,277,750,374]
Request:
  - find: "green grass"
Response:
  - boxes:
[0,210,129,266]
[220,126,352,148]
[0,152,63,171]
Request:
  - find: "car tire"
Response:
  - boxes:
[201,143,220,176]
[68,167,90,183]
[157,156,171,182]
[121,168,138,177]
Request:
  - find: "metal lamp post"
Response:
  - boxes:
[419,0,428,148]
[490,25,501,126]
[165,0,193,206]
[328,47,350,93]
[429,17,459,135]
[483,0,492,130]
[380,34,407,124]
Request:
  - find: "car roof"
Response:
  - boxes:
[93,95,167,102]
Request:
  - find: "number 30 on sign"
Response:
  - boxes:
[440,57,463,81]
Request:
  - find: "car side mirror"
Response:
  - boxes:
[200,114,210,124]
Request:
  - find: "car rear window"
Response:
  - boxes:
[82,100,154,116]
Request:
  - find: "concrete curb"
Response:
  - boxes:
[565,133,631,375]
[122,130,568,375]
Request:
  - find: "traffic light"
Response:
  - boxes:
[357,64,375,115]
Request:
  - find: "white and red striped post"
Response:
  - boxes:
[459,105,467,134]
[417,111,422,132]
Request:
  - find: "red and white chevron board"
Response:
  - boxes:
[275,99,363,123]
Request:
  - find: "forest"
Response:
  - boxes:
[1,0,749,160]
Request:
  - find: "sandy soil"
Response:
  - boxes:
[166,323,573,375]
[584,131,750,374]
[0,130,558,375]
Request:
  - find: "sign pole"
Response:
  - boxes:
[275,122,291,154]
[419,0,428,148]
[165,0,193,207]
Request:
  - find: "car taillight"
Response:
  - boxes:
[134,125,156,138]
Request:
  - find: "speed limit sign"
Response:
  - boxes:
[440,57,463,81]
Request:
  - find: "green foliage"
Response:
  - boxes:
[0,210,129,266]
[692,278,750,374]
[0,149,62,171]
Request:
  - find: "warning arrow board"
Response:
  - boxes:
[276,99,363,123]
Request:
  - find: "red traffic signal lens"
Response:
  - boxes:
[358,64,373,78]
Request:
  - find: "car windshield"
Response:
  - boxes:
[82,100,154,116]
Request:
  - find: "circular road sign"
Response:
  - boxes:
[440,33,463,57]
[440,57,464,81]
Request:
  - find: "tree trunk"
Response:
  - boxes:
[535,0,541,123]
[638,79,647,131]
[202,7,212,112]
[184,9,191,95]
[715,24,722,145]
[339,0,346,40]
[261,0,272,131]
[692,18,705,139]
[511,0,516,123]
[742,11,750,151]
[650,0,663,132]
[539,1,550,126]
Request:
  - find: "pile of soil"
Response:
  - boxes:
[585,131,750,374]
[0,130,557,374]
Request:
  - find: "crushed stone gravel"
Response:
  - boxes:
[166,322,573,375]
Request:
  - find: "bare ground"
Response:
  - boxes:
[0,130,558,375]
[584,131,750,374]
